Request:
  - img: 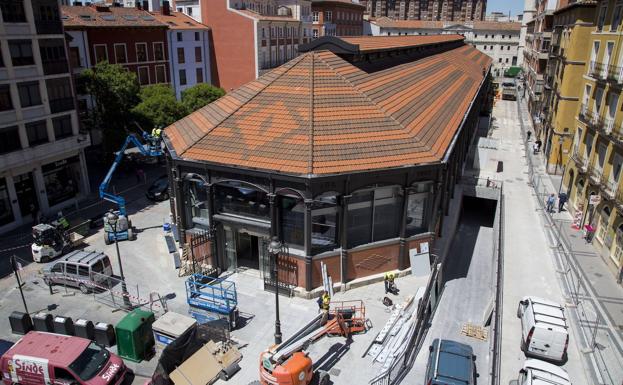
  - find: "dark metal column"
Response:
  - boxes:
[206,183,219,270]
[268,192,277,239]
[339,195,350,285]
[304,198,313,292]
[398,186,410,271]
[174,167,186,244]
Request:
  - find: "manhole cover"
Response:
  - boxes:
[461,323,488,341]
[330,368,341,376]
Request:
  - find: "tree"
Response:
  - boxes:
[80,62,140,152]
[181,83,225,112]
[132,84,188,129]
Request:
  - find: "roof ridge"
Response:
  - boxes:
[179,54,309,157]
[313,51,427,153]
[308,53,314,176]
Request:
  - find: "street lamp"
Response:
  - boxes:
[106,211,132,309]
[267,235,283,345]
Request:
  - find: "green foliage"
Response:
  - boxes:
[132,84,188,129]
[181,83,225,112]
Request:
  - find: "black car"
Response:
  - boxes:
[146,175,170,201]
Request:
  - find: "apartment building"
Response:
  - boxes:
[0,0,90,233]
[203,0,313,91]
[311,0,365,37]
[519,0,536,66]
[362,0,486,21]
[364,18,520,75]
[151,11,211,99]
[541,2,595,175]
[173,0,201,22]
[523,0,556,118]
[563,0,623,279]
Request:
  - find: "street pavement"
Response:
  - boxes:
[517,96,623,385]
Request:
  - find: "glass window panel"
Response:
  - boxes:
[0,178,15,226]
[372,186,403,242]
[347,190,373,248]
[312,194,338,254]
[214,184,269,220]
[280,196,304,248]
[406,183,432,236]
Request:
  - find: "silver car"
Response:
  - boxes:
[42,250,113,294]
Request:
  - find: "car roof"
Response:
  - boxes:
[5,332,90,367]
[524,359,571,385]
[53,250,107,265]
[433,339,473,384]
[526,297,567,330]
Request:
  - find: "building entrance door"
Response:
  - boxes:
[13,172,38,219]
[222,225,268,272]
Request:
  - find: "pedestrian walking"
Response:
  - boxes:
[533,142,538,154]
[546,193,556,213]
[558,192,568,212]
[536,139,542,153]
[527,130,532,141]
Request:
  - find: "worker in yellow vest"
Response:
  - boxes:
[151,126,162,149]
[384,272,398,295]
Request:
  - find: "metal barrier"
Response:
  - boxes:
[516,95,621,385]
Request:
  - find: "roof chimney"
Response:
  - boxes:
[162,0,170,15]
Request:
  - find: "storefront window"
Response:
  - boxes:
[0,178,15,226]
[189,181,209,227]
[373,186,403,241]
[280,195,304,248]
[406,182,432,237]
[214,183,269,220]
[43,156,80,207]
[347,190,373,248]
[312,193,338,254]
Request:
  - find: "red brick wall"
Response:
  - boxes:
[312,254,341,288]
[203,0,257,91]
[347,242,399,281]
[86,28,169,86]
[311,3,364,37]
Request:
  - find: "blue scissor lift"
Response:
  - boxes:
[186,273,239,329]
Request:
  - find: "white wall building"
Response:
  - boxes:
[364,18,521,76]
[0,0,91,234]
[151,12,211,99]
[519,0,536,66]
[173,0,202,22]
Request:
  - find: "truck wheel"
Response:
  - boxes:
[317,370,330,385]
[104,235,112,245]
[79,283,90,294]
[128,228,134,241]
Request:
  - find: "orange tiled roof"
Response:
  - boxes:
[165,43,491,176]
[371,17,444,29]
[339,34,464,52]
[61,5,166,28]
[150,11,209,30]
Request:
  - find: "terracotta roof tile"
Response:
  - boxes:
[149,11,209,30]
[165,37,491,175]
[340,34,464,52]
[61,5,166,28]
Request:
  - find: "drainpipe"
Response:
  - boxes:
[303,198,313,292]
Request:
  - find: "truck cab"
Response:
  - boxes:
[0,332,131,385]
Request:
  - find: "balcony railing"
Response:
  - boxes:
[588,162,603,184]
[605,115,615,134]
[578,103,603,129]
[572,149,589,173]
[616,184,623,211]
[588,61,605,78]
[600,174,618,200]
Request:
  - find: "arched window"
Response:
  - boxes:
[280,194,304,249]
[214,181,269,219]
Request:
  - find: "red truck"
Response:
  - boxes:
[0,332,131,385]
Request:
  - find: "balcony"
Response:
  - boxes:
[588,162,603,184]
[588,61,606,79]
[605,115,615,135]
[578,104,603,129]
[616,186,623,211]
[607,64,623,85]
[572,149,589,173]
[600,174,618,200]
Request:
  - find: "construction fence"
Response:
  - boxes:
[517,96,622,385]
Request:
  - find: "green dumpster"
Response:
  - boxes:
[115,309,155,362]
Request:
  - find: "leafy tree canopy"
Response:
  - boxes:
[181,83,225,112]
[132,84,188,129]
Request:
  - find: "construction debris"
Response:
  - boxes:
[460,323,488,341]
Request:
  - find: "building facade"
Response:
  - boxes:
[562,0,623,281]
[173,0,201,22]
[523,0,555,117]
[519,0,536,66]
[62,3,171,142]
[362,0,486,21]
[311,0,365,37]
[203,0,313,91]
[163,35,492,293]
[0,0,91,233]
[541,2,595,175]
[151,11,211,99]
[364,18,520,75]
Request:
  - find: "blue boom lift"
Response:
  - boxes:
[99,131,163,244]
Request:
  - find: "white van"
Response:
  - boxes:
[517,296,569,363]
[514,359,572,385]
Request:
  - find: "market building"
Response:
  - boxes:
[163,34,492,293]
[563,0,623,282]
[0,0,90,234]
[311,0,365,37]
[364,18,520,76]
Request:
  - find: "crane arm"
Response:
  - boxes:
[98,133,163,216]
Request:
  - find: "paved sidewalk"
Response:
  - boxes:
[518,96,623,385]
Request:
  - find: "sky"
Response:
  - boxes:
[486,0,524,16]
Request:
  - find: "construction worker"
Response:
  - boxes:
[151,126,162,149]
[318,291,331,324]
[56,212,69,230]
[384,272,397,295]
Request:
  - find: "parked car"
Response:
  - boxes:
[42,250,114,294]
[517,296,569,363]
[425,338,476,385]
[0,331,132,385]
[513,359,572,385]
[146,175,169,201]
